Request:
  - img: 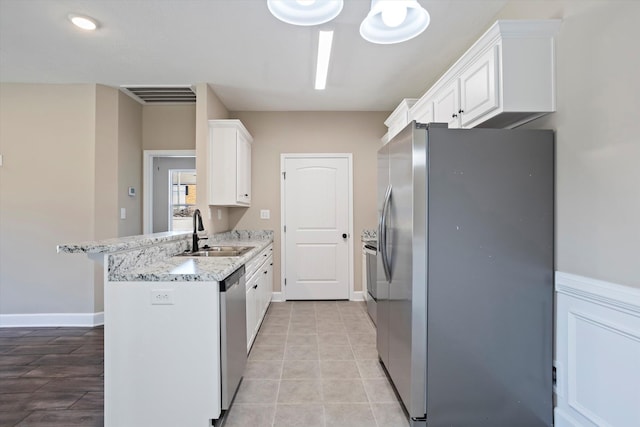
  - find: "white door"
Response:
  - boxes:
[282,155,351,300]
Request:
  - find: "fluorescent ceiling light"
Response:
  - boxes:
[267,0,344,26]
[315,30,333,90]
[68,14,98,31]
[360,0,430,44]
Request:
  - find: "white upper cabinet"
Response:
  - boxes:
[432,80,461,129]
[402,20,561,133]
[459,45,499,127]
[408,95,434,126]
[208,120,253,207]
[384,98,417,140]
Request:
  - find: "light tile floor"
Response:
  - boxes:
[224,301,409,427]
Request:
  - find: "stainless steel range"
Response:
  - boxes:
[364,242,377,325]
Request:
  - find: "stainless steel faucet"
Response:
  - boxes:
[192,209,207,252]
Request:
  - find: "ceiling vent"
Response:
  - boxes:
[121,85,196,104]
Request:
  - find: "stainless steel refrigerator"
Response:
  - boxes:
[377,122,554,427]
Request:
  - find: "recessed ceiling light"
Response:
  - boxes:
[315,30,334,90]
[267,0,344,26]
[68,14,98,31]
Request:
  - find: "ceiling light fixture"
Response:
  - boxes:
[68,14,98,31]
[360,0,430,44]
[315,30,334,90]
[267,0,344,26]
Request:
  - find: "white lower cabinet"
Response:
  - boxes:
[246,245,273,352]
[245,275,258,353]
[105,281,221,426]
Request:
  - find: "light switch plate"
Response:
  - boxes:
[120,208,126,219]
[260,209,270,219]
[217,209,222,220]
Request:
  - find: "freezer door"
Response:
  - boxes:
[378,122,428,422]
[376,141,390,367]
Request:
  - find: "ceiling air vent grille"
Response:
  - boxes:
[121,86,196,104]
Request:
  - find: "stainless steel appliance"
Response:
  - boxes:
[219,265,247,410]
[377,122,554,426]
[364,242,377,325]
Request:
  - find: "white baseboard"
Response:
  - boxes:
[270,291,363,302]
[271,292,285,302]
[0,312,104,328]
[554,407,585,427]
[350,291,364,301]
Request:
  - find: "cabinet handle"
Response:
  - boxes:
[270,263,273,266]
[458,109,464,114]
[263,271,267,274]
[253,284,258,289]
[452,113,458,118]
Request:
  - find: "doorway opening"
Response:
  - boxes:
[143,150,196,234]
[169,169,197,232]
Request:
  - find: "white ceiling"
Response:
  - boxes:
[0,0,508,111]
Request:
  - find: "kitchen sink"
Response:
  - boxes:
[177,246,254,258]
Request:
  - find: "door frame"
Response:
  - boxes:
[142,150,196,234]
[280,153,355,301]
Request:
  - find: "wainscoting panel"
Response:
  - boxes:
[555,272,640,427]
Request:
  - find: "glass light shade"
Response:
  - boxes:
[267,0,344,26]
[360,0,430,44]
[68,14,98,30]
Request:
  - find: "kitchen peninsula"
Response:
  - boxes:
[58,229,274,427]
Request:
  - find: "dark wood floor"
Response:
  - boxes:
[0,326,104,427]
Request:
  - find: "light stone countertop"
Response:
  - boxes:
[57,231,191,254]
[59,229,274,282]
[361,229,377,243]
[110,236,273,282]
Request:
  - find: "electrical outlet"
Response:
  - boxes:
[260,209,270,219]
[151,290,174,305]
[120,208,126,219]
[217,209,222,220]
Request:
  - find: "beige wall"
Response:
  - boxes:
[93,85,120,313]
[494,0,640,288]
[142,104,196,150]
[117,92,143,237]
[0,84,97,315]
[195,83,231,233]
[0,83,146,318]
[228,111,388,294]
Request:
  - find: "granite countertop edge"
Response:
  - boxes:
[57,231,191,254]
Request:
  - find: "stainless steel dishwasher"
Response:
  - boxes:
[219,265,247,410]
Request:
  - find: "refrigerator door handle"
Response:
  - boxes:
[379,185,392,281]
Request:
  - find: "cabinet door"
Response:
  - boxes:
[263,255,273,314]
[246,276,257,353]
[410,99,434,124]
[236,134,251,205]
[433,80,461,128]
[460,46,500,127]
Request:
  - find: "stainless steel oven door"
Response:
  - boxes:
[364,244,377,325]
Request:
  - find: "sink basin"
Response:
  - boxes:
[177,246,254,258]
